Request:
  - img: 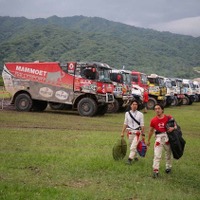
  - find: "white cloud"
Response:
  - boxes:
[150,16,200,37]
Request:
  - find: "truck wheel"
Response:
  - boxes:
[171,96,178,106]
[160,99,167,107]
[137,99,144,111]
[182,96,189,105]
[77,97,97,116]
[32,100,48,111]
[49,102,66,110]
[147,97,157,110]
[15,93,33,112]
[177,98,183,106]
[107,99,120,113]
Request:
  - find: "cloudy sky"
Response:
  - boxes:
[0,0,200,37]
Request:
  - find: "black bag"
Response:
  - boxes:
[166,118,186,159]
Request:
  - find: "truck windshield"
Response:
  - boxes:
[123,73,131,85]
[141,74,148,85]
[158,78,165,87]
[98,68,112,83]
[165,80,172,88]
[189,82,195,89]
[171,80,176,87]
[131,74,138,83]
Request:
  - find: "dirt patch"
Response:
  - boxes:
[0,98,14,111]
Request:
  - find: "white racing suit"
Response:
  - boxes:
[153,132,172,172]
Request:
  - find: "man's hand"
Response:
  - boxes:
[147,141,150,146]
[167,127,175,133]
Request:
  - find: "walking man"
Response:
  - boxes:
[147,104,177,178]
[121,100,145,164]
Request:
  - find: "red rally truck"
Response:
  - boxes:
[2,61,114,116]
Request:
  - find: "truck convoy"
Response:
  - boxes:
[2,61,114,116]
[108,69,133,112]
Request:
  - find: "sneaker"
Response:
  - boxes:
[152,172,159,178]
[126,158,132,165]
[165,168,172,174]
[134,157,139,161]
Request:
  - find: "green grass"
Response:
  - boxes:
[0,103,200,200]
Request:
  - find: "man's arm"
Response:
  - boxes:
[147,126,154,146]
[121,124,128,137]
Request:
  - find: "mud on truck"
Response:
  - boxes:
[2,61,114,116]
[108,69,133,113]
[147,74,167,109]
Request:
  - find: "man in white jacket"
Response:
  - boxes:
[121,100,145,164]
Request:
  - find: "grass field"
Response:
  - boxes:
[0,103,200,200]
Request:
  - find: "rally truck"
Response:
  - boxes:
[170,78,185,106]
[2,61,114,116]
[108,69,133,113]
[163,77,175,107]
[131,71,149,110]
[182,79,196,105]
[147,74,167,109]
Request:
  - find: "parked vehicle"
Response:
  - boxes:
[182,79,195,105]
[2,61,114,116]
[170,78,185,106]
[131,71,148,110]
[147,74,167,109]
[163,77,175,106]
[108,69,133,112]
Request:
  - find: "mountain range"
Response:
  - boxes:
[0,15,200,78]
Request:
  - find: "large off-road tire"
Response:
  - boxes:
[137,99,145,111]
[171,96,178,106]
[77,97,97,117]
[177,98,183,106]
[49,102,66,110]
[32,100,48,111]
[160,99,167,108]
[188,97,194,105]
[182,96,190,105]
[147,97,157,110]
[15,93,33,112]
[107,99,120,113]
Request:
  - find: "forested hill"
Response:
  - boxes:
[0,15,200,78]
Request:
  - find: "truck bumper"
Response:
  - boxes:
[97,93,114,103]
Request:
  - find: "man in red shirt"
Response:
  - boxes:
[147,104,177,178]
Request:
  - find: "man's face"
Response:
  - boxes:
[131,102,138,111]
[154,105,163,115]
